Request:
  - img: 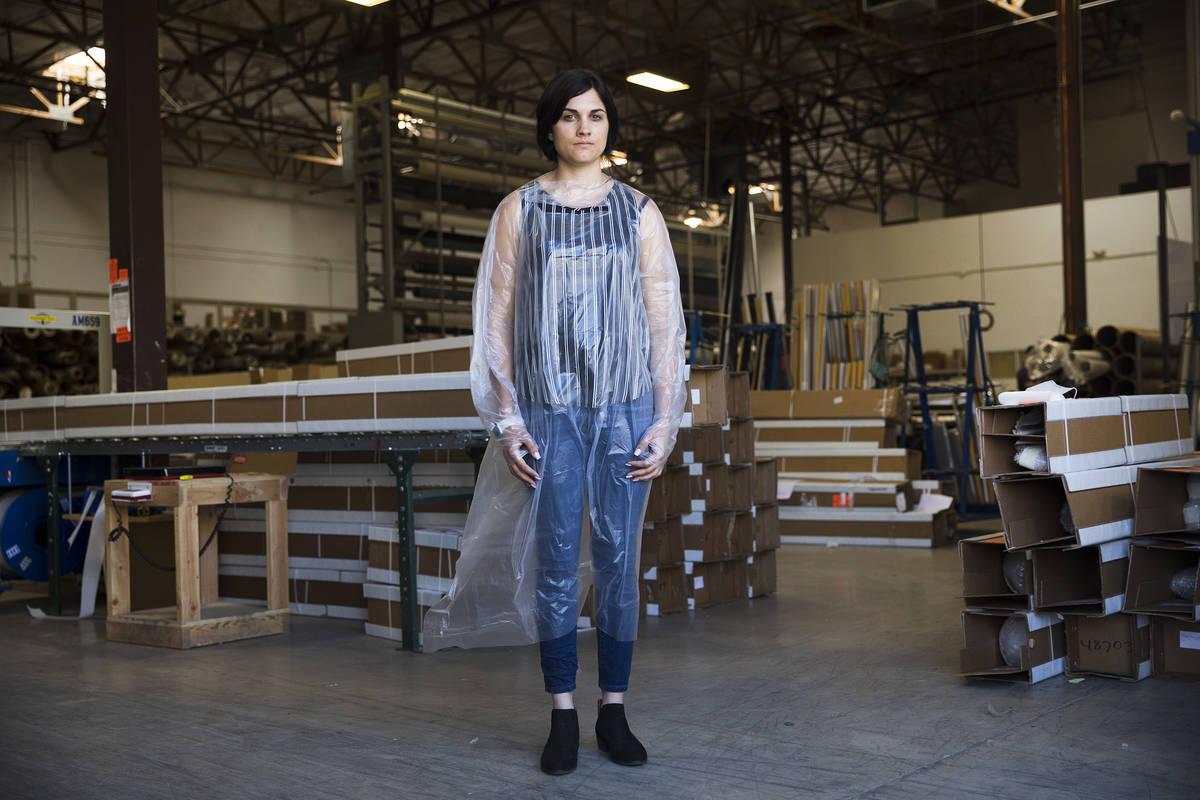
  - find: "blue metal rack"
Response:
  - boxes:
[895,301,998,520]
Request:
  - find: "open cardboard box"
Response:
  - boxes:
[1065,613,1152,681]
[1123,538,1200,620]
[959,533,1034,612]
[959,609,1066,684]
[1031,539,1130,616]
[993,465,1134,550]
[1131,464,1200,540]
[1152,617,1200,678]
[977,398,1126,479]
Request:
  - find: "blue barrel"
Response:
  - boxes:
[0,488,83,581]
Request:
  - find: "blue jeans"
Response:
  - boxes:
[541,630,634,694]
[521,394,653,694]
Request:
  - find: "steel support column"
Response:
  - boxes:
[104,0,167,391]
[1058,0,1087,334]
[1188,0,1200,311]
[780,127,794,340]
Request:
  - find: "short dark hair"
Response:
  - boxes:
[534,69,620,162]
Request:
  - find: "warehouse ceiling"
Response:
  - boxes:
[0,0,1162,225]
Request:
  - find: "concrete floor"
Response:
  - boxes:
[3,545,1198,800]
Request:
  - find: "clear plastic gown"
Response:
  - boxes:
[423,175,686,651]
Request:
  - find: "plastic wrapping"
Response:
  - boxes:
[998,613,1028,667]
[1002,551,1026,595]
[1170,567,1197,600]
[423,176,686,651]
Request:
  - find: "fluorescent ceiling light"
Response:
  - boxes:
[626,71,689,93]
[345,0,390,5]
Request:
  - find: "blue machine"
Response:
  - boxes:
[0,451,109,581]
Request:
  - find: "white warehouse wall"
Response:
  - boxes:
[0,137,356,327]
[754,187,1193,354]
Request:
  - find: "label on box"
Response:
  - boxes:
[691,388,701,405]
[1181,631,1200,651]
[694,576,705,589]
[833,492,851,508]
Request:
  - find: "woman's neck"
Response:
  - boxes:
[547,161,606,184]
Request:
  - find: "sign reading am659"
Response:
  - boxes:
[0,306,109,332]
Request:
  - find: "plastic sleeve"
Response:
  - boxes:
[470,190,526,435]
[637,198,687,452]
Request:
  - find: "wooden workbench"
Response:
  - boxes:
[104,473,289,648]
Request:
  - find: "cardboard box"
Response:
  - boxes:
[1122,394,1193,463]
[1131,464,1200,539]
[731,511,755,557]
[959,533,1034,612]
[687,463,729,512]
[1123,538,1200,620]
[336,336,472,378]
[682,510,737,561]
[293,364,340,381]
[365,526,461,592]
[959,610,1066,683]
[746,549,777,598]
[1152,617,1200,678]
[641,515,684,567]
[792,389,905,422]
[993,465,1135,550]
[780,506,955,548]
[749,390,792,420]
[1031,539,1130,616]
[677,425,725,465]
[762,446,915,481]
[644,474,668,523]
[1065,614,1152,680]
[167,371,254,390]
[362,583,443,642]
[729,463,754,510]
[641,564,687,615]
[228,451,298,475]
[977,398,1126,479]
[663,466,691,515]
[754,419,898,448]
[727,371,751,420]
[724,418,755,464]
[686,365,729,426]
[752,503,780,551]
[251,366,294,384]
[753,457,777,505]
[778,479,907,510]
[721,558,749,604]
[684,559,732,608]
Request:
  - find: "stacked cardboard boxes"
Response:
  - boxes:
[751,387,955,547]
[961,393,1195,683]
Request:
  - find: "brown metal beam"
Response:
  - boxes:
[1058,0,1087,334]
[104,0,167,391]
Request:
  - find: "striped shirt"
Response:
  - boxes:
[513,180,653,408]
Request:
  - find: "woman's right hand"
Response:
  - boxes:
[500,426,541,488]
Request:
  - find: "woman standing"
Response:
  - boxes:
[423,69,686,776]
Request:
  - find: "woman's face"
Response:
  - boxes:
[549,88,609,168]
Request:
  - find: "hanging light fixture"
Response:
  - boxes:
[683,209,703,228]
[626,71,689,93]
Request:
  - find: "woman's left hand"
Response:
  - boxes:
[625,428,673,482]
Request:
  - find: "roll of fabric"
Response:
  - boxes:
[0,488,82,581]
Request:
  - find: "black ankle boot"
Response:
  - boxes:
[595,700,647,766]
[540,708,579,775]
